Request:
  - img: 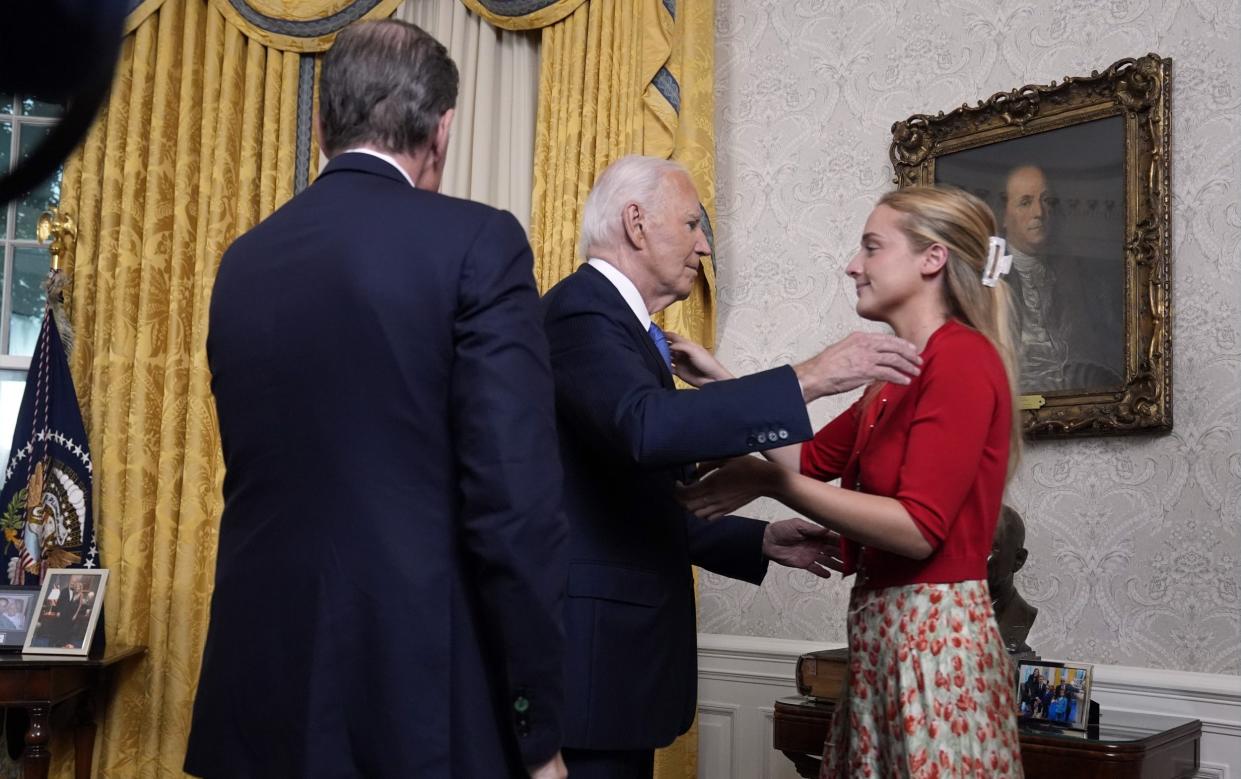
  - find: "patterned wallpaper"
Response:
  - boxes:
[703,0,1241,674]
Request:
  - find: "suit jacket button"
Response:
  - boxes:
[514,696,530,713]
[756,432,768,444]
[778,429,789,440]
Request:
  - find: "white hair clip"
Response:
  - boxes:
[981,236,1013,287]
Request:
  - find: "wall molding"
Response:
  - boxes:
[698,701,741,779]
[697,633,1241,779]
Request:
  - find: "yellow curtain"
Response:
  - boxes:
[57,3,298,773]
[464,1,719,775]
[460,0,587,30]
[51,0,383,774]
[210,0,404,51]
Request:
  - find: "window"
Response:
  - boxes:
[0,94,63,487]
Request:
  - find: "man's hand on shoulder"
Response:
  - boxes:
[793,332,921,402]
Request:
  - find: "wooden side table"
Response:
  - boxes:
[772,697,835,778]
[773,696,1201,779]
[0,646,145,779]
[1020,709,1201,778]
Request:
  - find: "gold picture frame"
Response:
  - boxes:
[889,54,1172,438]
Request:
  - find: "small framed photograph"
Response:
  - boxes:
[1016,658,1093,731]
[0,586,40,650]
[22,569,108,656]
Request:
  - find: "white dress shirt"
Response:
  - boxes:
[587,258,651,329]
[342,147,415,188]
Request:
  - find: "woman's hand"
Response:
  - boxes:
[666,331,734,387]
[675,456,782,519]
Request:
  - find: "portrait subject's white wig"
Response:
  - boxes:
[578,155,690,260]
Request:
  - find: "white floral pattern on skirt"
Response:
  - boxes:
[820,580,1023,778]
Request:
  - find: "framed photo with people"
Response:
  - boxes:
[22,568,108,656]
[889,53,1172,439]
[1016,659,1093,731]
[0,586,40,650]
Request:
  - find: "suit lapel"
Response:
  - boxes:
[577,265,674,388]
[642,327,675,389]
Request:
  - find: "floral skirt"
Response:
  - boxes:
[820,581,1023,778]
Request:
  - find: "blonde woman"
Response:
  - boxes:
[674,187,1024,777]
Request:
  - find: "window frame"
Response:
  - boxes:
[0,94,61,371]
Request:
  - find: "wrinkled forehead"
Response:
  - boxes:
[1005,166,1049,198]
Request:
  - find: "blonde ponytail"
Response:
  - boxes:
[877,186,1023,479]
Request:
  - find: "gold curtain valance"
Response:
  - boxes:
[125,0,404,51]
[458,0,589,30]
[124,0,169,32]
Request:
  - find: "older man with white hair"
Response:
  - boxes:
[541,155,922,777]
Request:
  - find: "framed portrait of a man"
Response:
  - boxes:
[936,119,1126,394]
[889,54,1172,438]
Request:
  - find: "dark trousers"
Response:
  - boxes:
[561,747,654,779]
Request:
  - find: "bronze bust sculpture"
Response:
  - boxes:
[988,505,1038,657]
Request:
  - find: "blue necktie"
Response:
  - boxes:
[648,322,672,370]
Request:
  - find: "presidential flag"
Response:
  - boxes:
[0,280,94,586]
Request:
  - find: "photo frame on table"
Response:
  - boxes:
[1016,658,1093,731]
[22,568,108,656]
[0,586,40,650]
[888,54,1172,439]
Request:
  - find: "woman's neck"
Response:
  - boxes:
[889,306,950,351]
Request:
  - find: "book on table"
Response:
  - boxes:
[795,647,848,701]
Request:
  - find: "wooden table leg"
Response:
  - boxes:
[22,703,51,779]
[75,692,97,779]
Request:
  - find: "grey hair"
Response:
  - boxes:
[578,155,689,259]
[318,20,458,157]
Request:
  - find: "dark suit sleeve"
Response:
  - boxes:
[687,513,770,584]
[451,210,566,767]
[546,307,812,468]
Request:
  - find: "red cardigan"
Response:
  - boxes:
[800,320,1012,589]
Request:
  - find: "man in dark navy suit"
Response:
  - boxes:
[543,155,922,777]
[186,20,567,779]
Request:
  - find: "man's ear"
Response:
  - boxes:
[621,202,645,250]
[433,108,455,162]
[921,243,949,276]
